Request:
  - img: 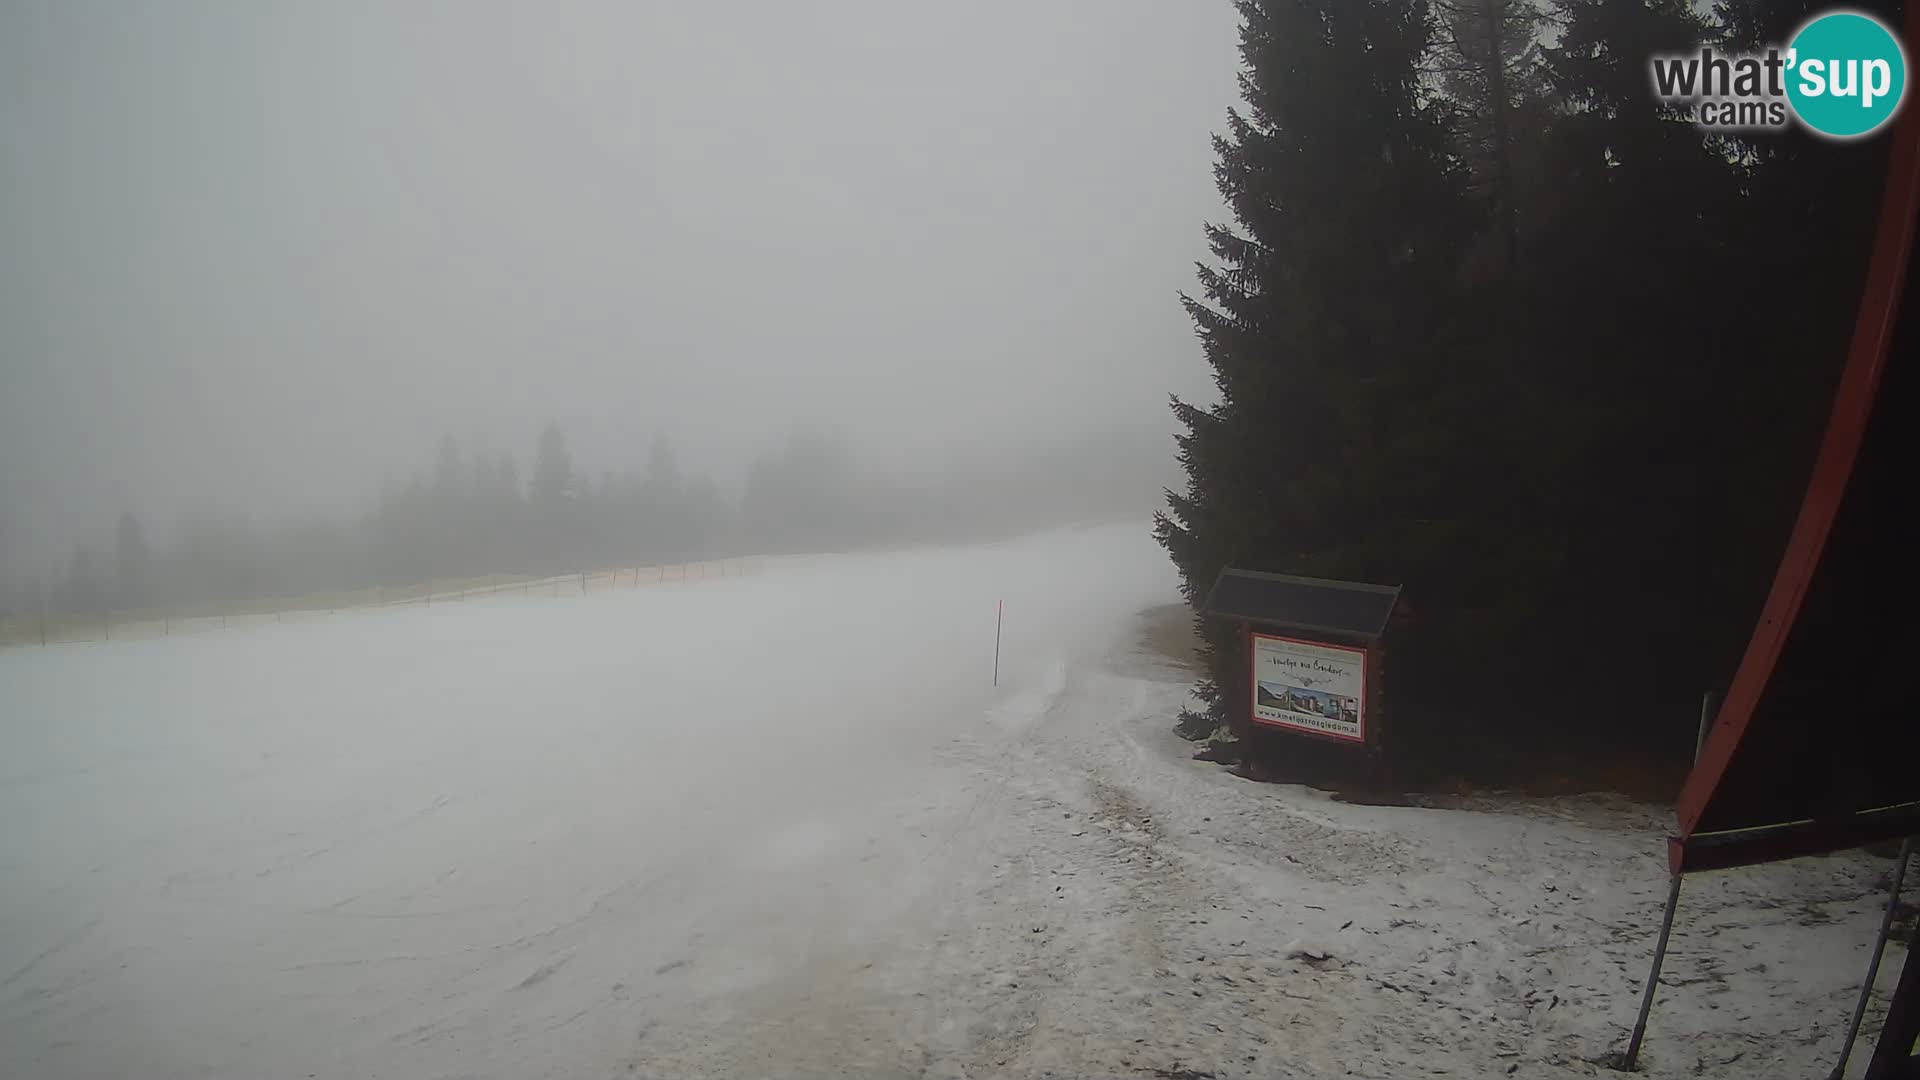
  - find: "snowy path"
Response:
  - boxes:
[0,522,1902,1079]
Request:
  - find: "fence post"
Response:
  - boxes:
[994,599,1003,686]
[37,584,46,646]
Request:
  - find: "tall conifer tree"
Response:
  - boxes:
[1157,0,1473,750]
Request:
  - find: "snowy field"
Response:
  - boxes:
[0,522,1901,1079]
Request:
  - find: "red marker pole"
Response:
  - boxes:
[993,600,1003,687]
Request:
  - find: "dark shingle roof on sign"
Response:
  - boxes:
[1200,568,1400,641]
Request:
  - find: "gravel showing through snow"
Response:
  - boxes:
[0,522,1900,1078]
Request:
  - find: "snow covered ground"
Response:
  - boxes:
[0,521,1903,1079]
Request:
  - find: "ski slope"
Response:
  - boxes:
[0,522,1900,1078]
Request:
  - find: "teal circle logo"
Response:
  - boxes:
[1786,11,1908,139]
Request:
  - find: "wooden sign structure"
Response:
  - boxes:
[1201,569,1400,753]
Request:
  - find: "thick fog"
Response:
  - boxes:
[0,2,1238,605]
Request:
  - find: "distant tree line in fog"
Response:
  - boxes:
[5,423,1172,618]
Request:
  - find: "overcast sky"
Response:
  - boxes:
[0,1,1239,572]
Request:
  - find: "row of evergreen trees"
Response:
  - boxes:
[362,425,731,591]
[1157,0,1894,781]
[31,423,729,615]
[22,420,1172,618]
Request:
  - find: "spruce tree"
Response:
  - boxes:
[532,422,574,510]
[64,543,99,615]
[113,511,152,610]
[1428,0,1547,270]
[531,422,577,567]
[1524,0,1763,729]
[1156,0,1473,755]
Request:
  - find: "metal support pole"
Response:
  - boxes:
[1833,838,1916,1080]
[1694,690,1720,763]
[1622,872,1685,1070]
[1866,904,1920,1078]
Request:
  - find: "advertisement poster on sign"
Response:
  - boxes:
[1250,632,1366,742]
